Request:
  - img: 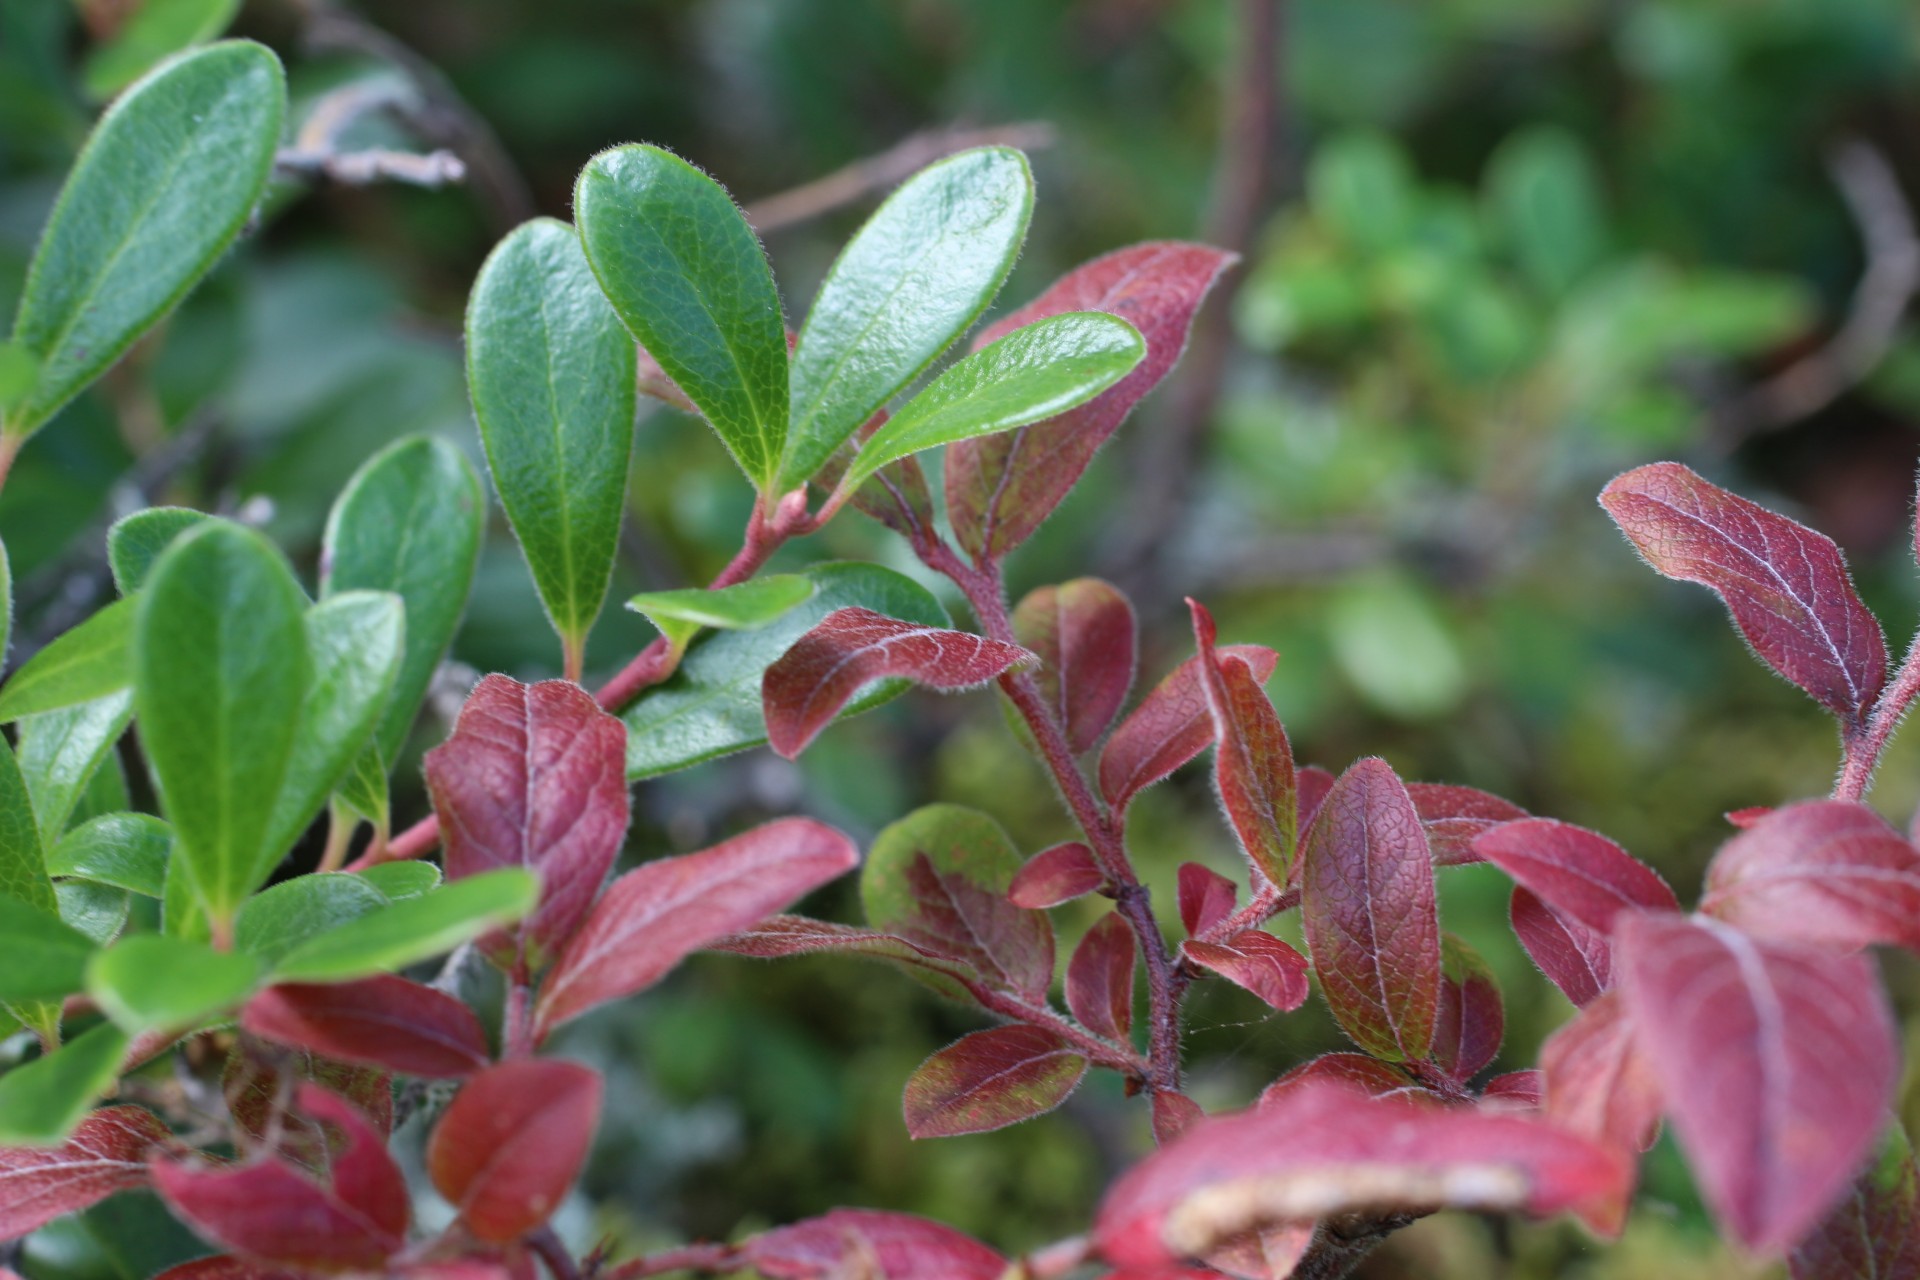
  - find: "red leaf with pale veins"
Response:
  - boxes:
[1789,1128,1920,1280]
[1296,766,1334,843]
[762,609,1034,759]
[1008,841,1104,909]
[1430,935,1503,1082]
[1539,992,1661,1156]
[1301,758,1442,1062]
[1510,887,1611,1007]
[1151,1092,1205,1145]
[1482,1071,1544,1110]
[0,1106,178,1241]
[1014,579,1137,754]
[1183,931,1309,1012]
[1615,912,1898,1251]
[708,915,983,994]
[1177,862,1237,937]
[1702,799,1920,952]
[1259,1055,1432,1109]
[1475,819,1678,936]
[242,976,490,1079]
[1191,601,1297,887]
[1600,462,1888,728]
[536,818,858,1034]
[1098,645,1280,814]
[1407,783,1528,866]
[743,1209,1008,1280]
[426,675,629,969]
[426,1059,602,1245]
[221,1042,392,1171]
[946,243,1235,560]
[1068,913,1135,1041]
[902,1025,1089,1139]
[151,1145,403,1269]
[293,1086,408,1247]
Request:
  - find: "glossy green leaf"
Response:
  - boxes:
[5,41,284,436]
[354,860,440,900]
[270,868,539,983]
[0,896,95,1002]
[781,147,1033,489]
[0,597,134,722]
[468,217,637,654]
[55,882,130,945]
[626,575,815,651]
[87,934,257,1034]
[334,751,388,829]
[840,312,1144,491]
[622,562,947,779]
[0,737,52,913]
[0,1022,129,1145]
[107,507,210,595]
[161,854,207,944]
[234,872,388,969]
[575,144,788,491]
[135,523,312,928]
[81,0,242,99]
[47,813,171,897]
[17,692,133,842]
[68,746,129,832]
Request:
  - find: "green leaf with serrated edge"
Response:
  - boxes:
[622,562,946,780]
[48,813,170,897]
[321,436,484,764]
[575,144,788,491]
[0,896,95,1002]
[87,935,257,1034]
[353,860,440,900]
[17,692,133,842]
[135,523,311,929]
[0,597,134,722]
[107,508,209,595]
[81,0,241,99]
[626,575,815,650]
[780,147,1033,490]
[161,853,208,943]
[0,1022,128,1145]
[269,868,538,983]
[56,882,129,945]
[468,217,637,653]
[234,872,388,969]
[5,41,284,437]
[334,749,388,829]
[840,312,1145,491]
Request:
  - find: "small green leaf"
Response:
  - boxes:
[0,597,135,722]
[0,1022,129,1145]
[81,0,242,99]
[270,868,539,983]
[1484,126,1609,299]
[0,896,96,1002]
[17,693,134,843]
[840,312,1144,491]
[234,872,388,969]
[87,934,257,1034]
[353,860,440,900]
[47,813,171,897]
[575,144,789,492]
[107,508,210,595]
[55,882,130,945]
[626,575,815,651]
[6,41,285,436]
[334,749,388,830]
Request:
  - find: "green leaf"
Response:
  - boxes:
[321,436,484,764]
[468,218,637,655]
[17,692,134,841]
[1484,126,1608,299]
[0,1022,129,1145]
[0,737,52,913]
[107,507,210,595]
[47,813,171,897]
[81,0,242,99]
[780,147,1033,490]
[135,523,312,929]
[626,575,815,651]
[55,882,130,946]
[0,597,135,722]
[622,562,946,779]
[0,347,36,418]
[0,896,96,1002]
[87,934,257,1034]
[161,854,207,944]
[575,144,789,492]
[353,860,440,900]
[5,41,285,437]
[270,868,539,983]
[233,872,388,969]
[840,312,1144,491]
[334,750,388,830]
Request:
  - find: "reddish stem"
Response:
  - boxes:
[1835,636,1920,800]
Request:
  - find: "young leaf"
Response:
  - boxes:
[1539,991,1661,1156]
[1509,886,1610,1006]
[243,976,489,1079]
[1429,934,1503,1081]
[5,42,284,436]
[902,1025,1088,1139]
[946,243,1236,559]
[468,218,637,657]
[1008,841,1103,909]
[1474,819,1678,936]
[1300,758,1442,1062]
[269,869,538,984]
[761,608,1033,759]
[1067,914,1135,1042]
[627,575,815,652]
[0,598,133,722]
[575,144,788,491]
[736,1209,1008,1280]
[0,1105,177,1240]
[106,509,210,595]
[1407,782,1528,866]
[1013,578,1136,755]
[86,935,258,1034]
[1701,799,1920,951]
[0,897,96,1003]
[1191,600,1296,886]
[1098,645,1279,814]
[1176,862,1237,937]
[17,695,133,856]
[1182,931,1309,1012]
[1600,462,1888,729]
[425,1059,601,1244]
[0,1023,130,1145]
[47,813,170,897]
[1151,1092,1207,1146]
[233,874,388,969]
[1789,1125,1920,1280]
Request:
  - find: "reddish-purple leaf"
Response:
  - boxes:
[1600,462,1888,728]
[425,675,629,969]
[1510,887,1611,1007]
[1615,912,1899,1251]
[242,976,490,1080]
[1259,1054,1429,1109]
[1191,600,1297,887]
[222,1042,392,1169]
[742,1209,1008,1280]
[902,1025,1089,1139]
[425,1059,602,1244]
[153,1260,304,1280]
[1701,799,1920,952]
[1097,645,1280,814]
[1151,1092,1205,1145]
[1407,783,1528,866]
[536,818,858,1035]
[1475,819,1678,936]
[1727,805,1773,829]
[1183,931,1309,1012]
[0,1106,177,1240]
[1176,862,1237,937]
[1014,579,1137,754]
[708,915,983,993]
[294,1086,408,1247]
[1301,758,1442,1062]
[1539,992,1661,1156]
[1008,841,1104,909]
[1482,1071,1544,1109]
[1068,913,1135,1041]
[946,243,1234,559]
[1430,935,1503,1081]
[1789,1128,1920,1280]
[1296,766,1334,844]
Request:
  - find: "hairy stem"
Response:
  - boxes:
[1835,633,1920,800]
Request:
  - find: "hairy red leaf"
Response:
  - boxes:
[1789,1128,1920,1280]
[1430,935,1503,1082]
[1098,645,1280,814]
[1482,1071,1544,1109]
[1176,862,1237,937]
[1191,600,1297,887]
[1296,766,1334,843]
[0,1106,177,1240]
[708,915,983,993]
[536,818,858,1035]
[946,243,1234,559]
[242,976,490,1079]
[1475,819,1678,936]
[1008,841,1104,909]
[425,675,629,968]
[1407,783,1528,866]
[742,1209,1008,1280]
[1702,799,1920,952]
[1259,1054,1430,1110]
[1014,579,1137,754]
[1600,462,1888,728]
[1151,1092,1205,1145]
[1539,992,1661,1157]
[1615,912,1898,1251]
[903,1025,1088,1139]
[295,1086,408,1246]
[1068,913,1135,1041]
[1183,931,1309,1012]
[1509,887,1610,1007]
[1301,758,1442,1062]
[426,1059,602,1244]
[1727,805,1773,829]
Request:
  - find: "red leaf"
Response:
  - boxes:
[1701,799,1920,952]
[1509,887,1611,1007]
[743,1209,1008,1280]
[1474,819,1678,936]
[1600,462,1888,728]
[1482,1071,1544,1109]
[294,1085,408,1246]
[1182,931,1309,1012]
[1258,1055,1431,1109]
[1430,935,1503,1082]
[221,1042,392,1169]
[426,1059,602,1244]
[1615,912,1899,1251]
[153,1260,305,1280]
[1067,913,1135,1041]
[1300,758,1442,1062]
[1727,805,1773,829]
[1789,1128,1920,1280]
[1407,783,1528,866]
[1098,645,1280,814]
[946,243,1234,559]
[1176,862,1237,937]
[762,609,1034,759]
[902,1025,1089,1139]
[1008,841,1104,909]
[1539,992,1661,1156]
[0,1106,177,1240]
[242,976,490,1079]
[1151,1092,1205,1145]
[1296,766,1334,843]
[1190,600,1297,887]
[708,915,982,993]
[1014,579,1137,754]
[425,675,629,968]
[536,818,858,1035]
